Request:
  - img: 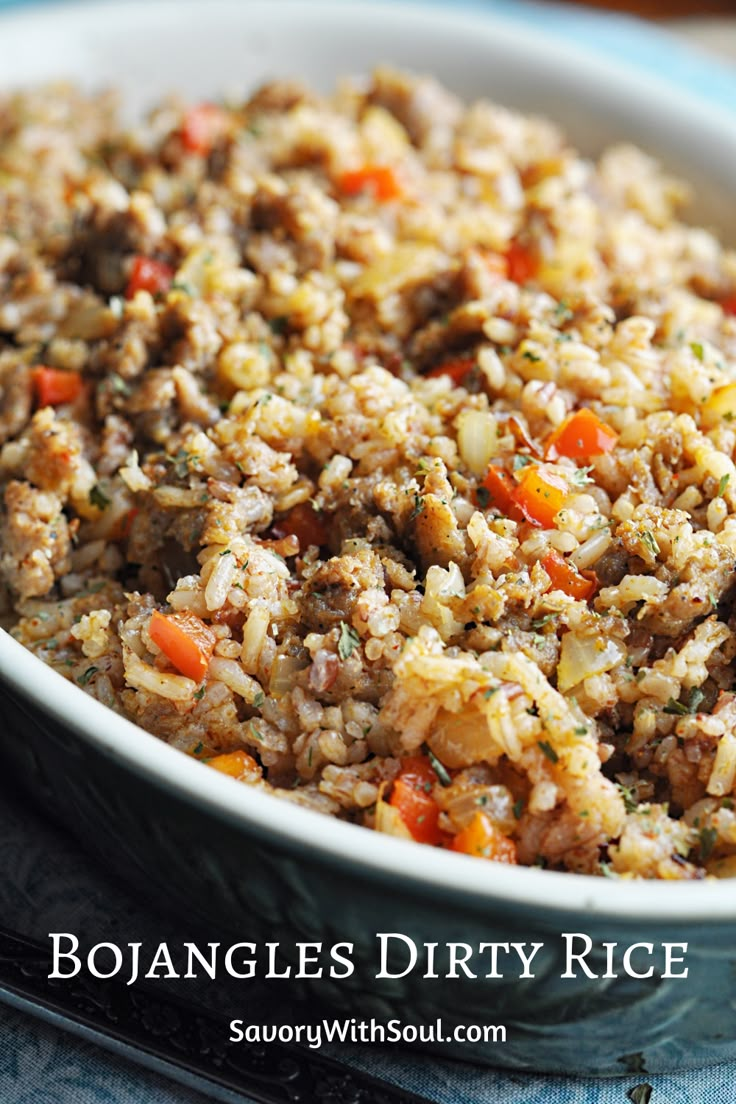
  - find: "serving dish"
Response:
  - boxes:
[2,0,736,1076]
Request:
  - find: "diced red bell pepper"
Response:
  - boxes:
[541,548,596,601]
[389,755,443,845]
[478,464,525,521]
[505,239,538,284]
[31,366,83,406]
[338,165,403,202]
[181,103,229,156]
[273,502,327,550]
[149,609,216,682]
[425,356,476,385]
[125,255,173,300]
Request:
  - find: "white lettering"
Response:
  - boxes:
[48,933,81,979]
[561,932,597,978]
[376,933,417,979]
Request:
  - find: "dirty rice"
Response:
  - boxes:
[3,69,736,878]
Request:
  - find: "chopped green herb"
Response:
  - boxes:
[512,798,524,820]
[172,449,193,478]
[512,453,534,470]
[253,690,265,709]
[571,465,594,487]
[688,686,705,714]
[483,686,499,700]
[476,485,490,509]
[249,722,262,742]
[88,484,110,511]
[532,613,557,629]
[425,746,452,787]
[76,666,98,686]
[522,350,542,363]
[690,341,704,362]
[538,740,559,764]
[617,782,638,814]
[193,741,204,755]
[410,493,425,519]
[641,531,660,558]
[574,725,588,736]
[663,697,689,716]
[193,686,205,701]
[110,372,131,396]
[219,547,233,556]
[699,826,718,863]
[554,300,573,323]
[337,621,360,660]
[719,473,731,497]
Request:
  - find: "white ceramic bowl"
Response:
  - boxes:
[2,0,736,1075]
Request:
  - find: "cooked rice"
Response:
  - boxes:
[4,69,736,878]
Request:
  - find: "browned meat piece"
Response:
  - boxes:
[411,492,468,574]
[0,480,71,599]
[302,548,385,632]
[369,67,462,148]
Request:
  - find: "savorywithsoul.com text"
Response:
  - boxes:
[228,1018,507,1048]
[49,932,689,985]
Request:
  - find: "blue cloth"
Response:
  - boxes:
[1,1,736,1100]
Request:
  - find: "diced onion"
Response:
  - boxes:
[457,409,498,477]
[557,632,626,693]
[374,798,413,838]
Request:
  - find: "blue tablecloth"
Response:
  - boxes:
[2,2,736,1101]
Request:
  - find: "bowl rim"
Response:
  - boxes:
[2,0,736,923]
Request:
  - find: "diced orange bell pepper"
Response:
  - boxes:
[149,609,216,682]
[389,755,443,845]
[451,811,517,863]
[273,502,327,550]
[207,750,261,781]
[125,255,174,299]
[181,103,229,156]
[545,408,618,461]
[505,239,538,285]
[514,464,568,528]
[541,548,596,601]
[478,464,524,521]
[425,356,476,385]
[31,366,84,406]
[338,165,403,202]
